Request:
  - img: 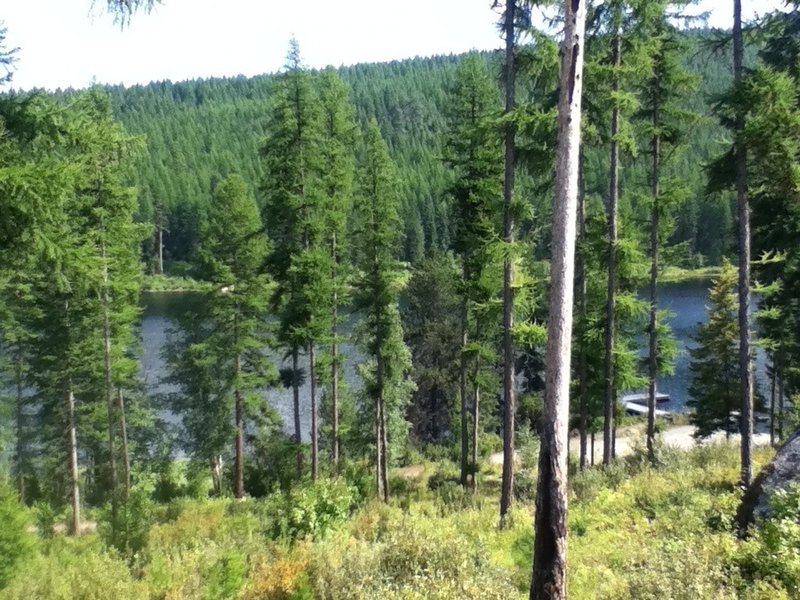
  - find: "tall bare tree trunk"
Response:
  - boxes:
[500,0,518,525]
[603,29,621,466]
[116,386,131,497]
[647,78,661,465]
[460,291,469,488]
[292,348,303,477]
[331,232,340,471]
[530,1,586,596]
[234,353,244,499]
[733,0,753,487]
[101,240,118,517]
[309,343,318,481]
[577,154,588,471]
[66,382,81,535]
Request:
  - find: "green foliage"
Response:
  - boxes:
[264,478,358,542]
[688,260,741,437]
[0,484,34,587]
[98,486,155,557]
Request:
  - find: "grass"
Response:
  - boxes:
[141,274,212,293]
[2,442,795,599]
[661,265,722,283]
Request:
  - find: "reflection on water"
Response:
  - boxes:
[139,279,768,438]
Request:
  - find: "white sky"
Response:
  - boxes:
[2,0,787,91]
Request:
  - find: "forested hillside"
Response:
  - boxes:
[93,29,738,269]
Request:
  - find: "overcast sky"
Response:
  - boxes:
[2,0,787,91]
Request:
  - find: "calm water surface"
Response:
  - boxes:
[139,279,767,437]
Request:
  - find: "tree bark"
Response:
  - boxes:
[15,346,25,503]
[769,358,776,447]
[66,382,81,535]
[530,1,586,597]
[733,0,754,487]
[376,351,389,502]
[101,240,118,516]
[778,361,785,443]
[234,352,244,499]
[647,75,662,465]
[292,347,303,477]
[116,386,131,497]
[500,0,518,526]
[472,350,481,492]
[577,153,588,471]
[460,290,469,488]
[331,232,340,471]
[309,343,318,481]
[603,29,621,466]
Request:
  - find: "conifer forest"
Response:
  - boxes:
[2,1,800,598]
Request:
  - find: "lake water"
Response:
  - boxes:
[139,279,767,439]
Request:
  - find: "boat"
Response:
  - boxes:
[622,391,670,406]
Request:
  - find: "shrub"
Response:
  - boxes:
[1,536,146,599]
[513,469,537,503]
[427,464,460,491]
[0,484,35,587]
[242,545,311,600]
[98,487,156,558]
[265,478,357,542]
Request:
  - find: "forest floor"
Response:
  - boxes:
[3,441,795,599]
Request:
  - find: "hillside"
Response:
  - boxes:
[94,30,739,269]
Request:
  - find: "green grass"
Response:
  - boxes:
[2,443,795,599]
[142,274,212,292]
[661,265,722,283]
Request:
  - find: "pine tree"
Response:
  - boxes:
[352,120,414,502]
[443,53,503,488]
[317,68,357,470]
[688,260,741,438]
[261,39,328,479]
[196,174,273,498]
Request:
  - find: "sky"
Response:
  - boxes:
[2,0,788,91]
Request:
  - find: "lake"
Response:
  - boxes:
[139,278,766,439]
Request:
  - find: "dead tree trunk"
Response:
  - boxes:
[331,232,340,471]
[577,153,588,471]
[67,383,81,535]
[234,353,245,499]
[530,1,586,596]
[460,290,469,488]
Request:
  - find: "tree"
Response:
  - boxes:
[317,68,357,471]
[352,120,414,502]
[688,260,741,437]
[530,0,587,596]
[196,174,273,498]
[261,40,328,479]
[443,53,503,487]
[637,3,696,463]
[732,0,754,488]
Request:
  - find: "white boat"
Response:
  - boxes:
[622,391,670,406]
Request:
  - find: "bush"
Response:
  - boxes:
[265,478,357,541]
[513,469,537,503]
[427,464,460,491]
[1,536,147,599]
[98,487,156,558]
[0,484,35,587]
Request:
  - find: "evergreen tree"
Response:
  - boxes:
[316,68,357,470]
[443,53,503,488]
[688,260,740,438]
[260,40,329,480]
[352,120,414,502]
[196,174,273,498]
